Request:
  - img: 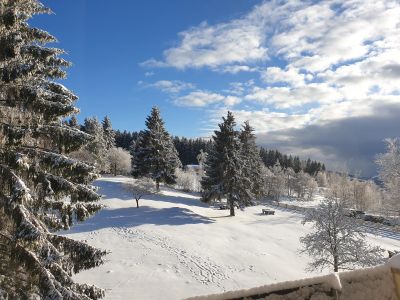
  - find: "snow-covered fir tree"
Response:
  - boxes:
[102,115,115,150]
[202,112,251,216]
[0,1,105,298]
[239,121,265,200]
[68,115,79,129]
[300,182,384,272]
[82,117,108,171]
[132,106,181,191]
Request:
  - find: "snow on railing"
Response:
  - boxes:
[185,255,400,300]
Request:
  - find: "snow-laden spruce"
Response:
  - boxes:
[102,115,115,150]
[239,121,265,200]
[0,1,105,298]
[132,106,182,191]
[201,112,264,216]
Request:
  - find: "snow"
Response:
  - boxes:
[388,254,400,269]
[185,273,342,300]
[63,176,400,300]
[279,189,327,209]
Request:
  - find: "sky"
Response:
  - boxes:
[31,0,400,177]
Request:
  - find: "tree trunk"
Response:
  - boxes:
[136,199,139,208]
[113,164,117,176]
[333,255,338,272]
[156,180,160,192]
[229,197,235,216]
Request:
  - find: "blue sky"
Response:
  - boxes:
[31,0,260,137]
[31,1,400,176]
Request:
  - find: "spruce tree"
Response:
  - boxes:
[0,1,105,298]
[202,112,250,216]
[239,121,265,201]
[83,117,108,171]
[102,115,115,150]
[68,115,79,128]
[132,107,181,191]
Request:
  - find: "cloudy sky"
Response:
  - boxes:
[33,0,400,176]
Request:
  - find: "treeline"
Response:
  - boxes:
[173,137,213,165]
[113,129,325,175]
[114,130,138,150]
[259,148,325,176]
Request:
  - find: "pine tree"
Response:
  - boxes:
[0,1,105,298]
[239,121,265,201]
[202,112,250,216]
[82,117,108,171]
[68,115,79,128]
[102,115,115,150]
[132,107,181,191]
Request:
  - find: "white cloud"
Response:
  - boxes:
[244,83,342,109]
[219,65,259,74]
[261,67,306,87]
[174,91,241,107]
[223,80,255,96]
[231,109,310,132]
[144,71,154,77]
[143,0,400,168]
[140,80,195,94]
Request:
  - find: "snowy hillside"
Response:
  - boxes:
[63,176,400,300]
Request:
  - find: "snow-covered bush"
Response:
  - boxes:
[175,168,201,192]
[107,147,131,175]
[316,171,328,187]
[306,177,318,200]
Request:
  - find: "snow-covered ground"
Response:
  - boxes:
[64,176,400,300]
[279,189,327,208]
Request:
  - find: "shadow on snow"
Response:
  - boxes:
[68,205,214,234]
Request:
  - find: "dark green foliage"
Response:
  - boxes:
[173,136,213,166]
[81,117,108,171]
[0,1,105,298]
[132,107,182,190]
[114,129,139,150]
[101,115,115,150]
[239,121,265,200]
[259,147,325,175]
[202,112,251,216]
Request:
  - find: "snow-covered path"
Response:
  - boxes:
[64,176,400,300]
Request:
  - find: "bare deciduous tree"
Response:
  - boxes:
[125,178,157,208]
[376,138,400,214]
[107,147,131,176]
[300,183,384,272]
[175,168,201,192]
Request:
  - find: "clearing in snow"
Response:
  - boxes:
[64,176,400,299]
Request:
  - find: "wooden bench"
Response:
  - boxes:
[262,209,275,215]
[219,204,229,210]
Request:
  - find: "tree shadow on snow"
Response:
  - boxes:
[67,205,215,234]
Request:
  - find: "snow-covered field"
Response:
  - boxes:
[279,190,326,208]
[64,176,400,300]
